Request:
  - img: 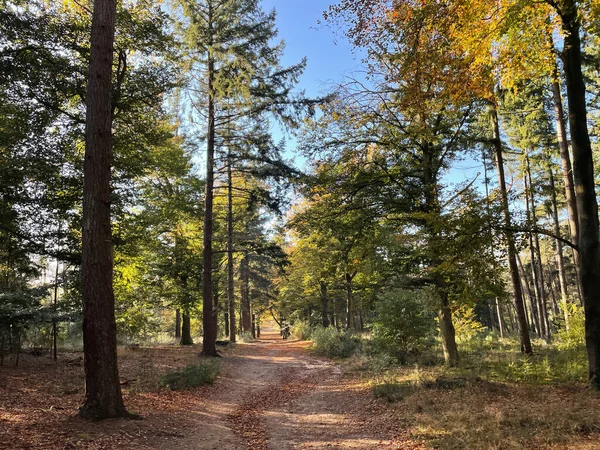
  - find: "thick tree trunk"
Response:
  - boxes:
[201,0,217,356]
[180,313,193,346]
[227,147,236,343]
[557,2,600,387]
[79,0,127,420]
[240,256,251,332]
[175,309,181,339]
[320,281,329,327]
[492,107,533,354]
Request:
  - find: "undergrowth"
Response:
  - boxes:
[160,360,220,390]
[311,326,360,358]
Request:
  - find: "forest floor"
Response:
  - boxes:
[1,325,600,449]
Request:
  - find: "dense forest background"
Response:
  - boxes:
[3,0,600,423]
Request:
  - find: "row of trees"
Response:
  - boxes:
[276,0,600,388]
[1,0,308,418]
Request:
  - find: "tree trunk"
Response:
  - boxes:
[496,298,505,339]
[240,256,251,332]
[227,146,236,343]
[556,1,600,387]
[201,0,217,356]
[548,163,570,330]
[320,281,329,327]
[345,273,353,330]
[180,313,193,346]
[79,0,127,420]
[224,312,230,338]
[551,65,579,251]
[439,287,459,366]
[53,258,60,361]
[175,309,181,339]
[524,159,547,339]
[492,106,533,354]
[251,314,256,339]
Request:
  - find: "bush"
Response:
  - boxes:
[291,319,312,340]
[160,360,220,390]
[369,288,436,362]
[311,326,360,358]
[557,303,585,350]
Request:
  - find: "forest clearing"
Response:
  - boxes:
[1,324,600,449]
[5,0,600,448]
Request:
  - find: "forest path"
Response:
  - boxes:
[170,325,401,450]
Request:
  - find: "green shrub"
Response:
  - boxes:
[311,326,360,358]
[291,319,312,340]
[160,360,220,390]
[369,288,436,363]
[557,303,585,350]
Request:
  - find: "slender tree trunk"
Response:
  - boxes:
[175,309,181,339]
[251,314,256,339]
[525,158,548,339]
[496,298,505,339]
[551,65,579,251]
[556,2,600,387]
[227,147,236,343]
[240,256,251,332]
[517,252,536,333]
[345,273,353,330]
[180,313,193,346]
[79,0,127,420]
[492,107,533,354]
[320,281,329,327]
[548,163,570,330]
[201,0,217,356]
[224,312,229,338]
[53,258,60,361]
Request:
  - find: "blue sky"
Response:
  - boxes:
[261,1,483,187]
[261,1,361,98]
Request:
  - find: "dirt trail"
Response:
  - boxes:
[165,326,401,450]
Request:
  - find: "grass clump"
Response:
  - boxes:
[160,360,220,390]
[291,319,312,340]
[311,326,360,358]
[372,381,414,403]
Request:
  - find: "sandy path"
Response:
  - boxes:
[162,326,401,450]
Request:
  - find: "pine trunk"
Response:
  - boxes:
[227,148,236,343]
[175,309,181,339]
[180,313,193,346]
[240,256,251,332]
[492,107,532,354]
[79,0,127,420]
[201,0,217,356]
[320,281,329,327]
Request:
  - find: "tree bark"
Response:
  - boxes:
[492,107,532,354]
[240,256,251,332]
[79,0,128,420]
[555,1,600,387]
[201,0,217,356]
[175,309,181,339]
[548,162,570,330]
[525,157,548,339]
[345,273,353,330]
[227,147,236,343]
[320,281,329,327]
[180,313,193,346]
